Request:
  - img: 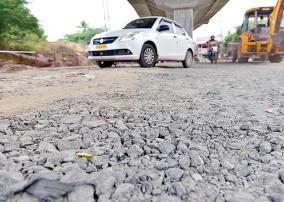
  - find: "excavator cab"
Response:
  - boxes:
[241,8,273,37]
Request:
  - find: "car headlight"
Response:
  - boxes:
[120,32,140,41]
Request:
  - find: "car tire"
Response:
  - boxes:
[269,55,282,63]
[182,50,193,68]
[138,44,157,68]
[238,56,249,63]
[96,61,114,68]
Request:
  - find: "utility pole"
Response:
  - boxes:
[103,0,111,31]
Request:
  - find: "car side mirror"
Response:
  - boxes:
[158,25,170,32]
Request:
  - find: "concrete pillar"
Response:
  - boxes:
[174,8,193,37]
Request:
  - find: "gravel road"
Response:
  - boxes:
[0,62,284,202]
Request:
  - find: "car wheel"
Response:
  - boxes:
[238,56,249,63]
[182,50,193,68]
[139,44,157,68]
[96,61,114,68]
[269,55,282,63]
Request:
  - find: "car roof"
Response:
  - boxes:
[137,16,184,28]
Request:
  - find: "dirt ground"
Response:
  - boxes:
[0,62,283,117]
[1,62,284,201]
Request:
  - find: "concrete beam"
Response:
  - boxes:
[128,0,229,33]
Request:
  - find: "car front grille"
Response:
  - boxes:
[93,37,118,45]
[89,49,133,56]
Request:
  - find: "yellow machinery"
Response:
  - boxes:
[233,0,284,63]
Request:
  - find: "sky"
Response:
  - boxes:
[27,0,278,42]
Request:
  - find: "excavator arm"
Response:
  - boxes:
[270,0,284,34]
[270,0,284,54]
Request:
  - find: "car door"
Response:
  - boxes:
[155,19,178,60]
[174,24,191,60]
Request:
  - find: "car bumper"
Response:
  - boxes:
[88,39,142,61]
[88,55,139,61]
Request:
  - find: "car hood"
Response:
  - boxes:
[93,28,151,39]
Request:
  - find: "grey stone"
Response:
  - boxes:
[37,141,58,153]
[172,182,187,198]
[68,185,95,202]
[89,168,116,195]
[157,141,175,154]
[155,160,168,170]
[0,120,10,133]
[83,119,106,128]
[116,119,128,131]
[20,136,33,147]
[192,173,202,181]
[12,155,30,163]
[57,139,81,151]
[190,151,204,167]
[61,169,89,184]
[166,168,184,181]
[127,144,144,158]
[8,193,39,202]
[60,115,82,124]
[112,183,134,200]
[229,191,255,202]
[26,179,74,201]
[178,155,190,170]
[154,194,182,202]
[260,141,272,154]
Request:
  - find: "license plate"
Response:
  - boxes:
[96,44,107,49]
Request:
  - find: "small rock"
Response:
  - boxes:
[37,142,58,153]
[178,155,190,170]
[116,119,128,131]
[57,139,81,151]
[127,144,144,158]
[259,141,272,154]
[61,169,89,184]
[157,141,175,154]
[190,151,204,167]
[89,168,116,195]
[166,168,184,181]
[192,173,202,181]
[26,179,74,201]
[68,185,95,202]
[60,115,82,124]
[112,183,134,200]
[12,155,30,163]
[229,191,254,202]
[155,160,168,170]
[83,119,106,128]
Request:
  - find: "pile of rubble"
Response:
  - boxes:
[0,95,283,202]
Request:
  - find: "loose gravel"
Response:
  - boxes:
[0,63,284,202]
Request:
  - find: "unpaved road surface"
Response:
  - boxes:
[0,62,284,202]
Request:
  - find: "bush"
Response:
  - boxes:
[0,0,46,50]
[64,21,104,44]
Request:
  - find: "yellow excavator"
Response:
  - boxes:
[232,0,284,63]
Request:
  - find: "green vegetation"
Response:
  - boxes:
[64,21,104,44]
[0,0,46,50]
[224,26,242,51]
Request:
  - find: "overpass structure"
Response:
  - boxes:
[128,0,229,36]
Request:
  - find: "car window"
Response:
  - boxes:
[159,20,174,33]
[174,24,186,35]
[124,18,157,29]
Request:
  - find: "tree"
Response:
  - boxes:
[224,26,242,51]
[64,21,104,44]
[0,0,45,49]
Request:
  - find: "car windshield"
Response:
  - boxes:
[124,18,157,29]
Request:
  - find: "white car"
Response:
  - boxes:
[88,17,195,68]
